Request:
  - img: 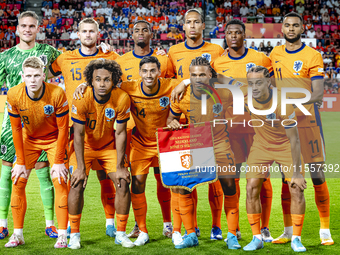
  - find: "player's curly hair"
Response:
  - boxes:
[247,65,270,78]
[189,56,217,78]
[84,58,122,88]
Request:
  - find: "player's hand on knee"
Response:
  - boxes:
[70,168,88,188]
[115,165,131,188]
[155,49,167,56]
[11,164,28,184]
[170,81,187,103]
[73,83,88,99]
[315,99,323,108]
[291,175,307,191]
[167,119,182,130]
[99,42,116,53]
[51,163,68,184]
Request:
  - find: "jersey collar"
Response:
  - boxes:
[93,87,112,104]
[79,48,99,57]
[255,88,272,104]
[26,82,46,101]
[185,41,205,50]
[285,43,306,54]
[228,47,248,60]
[132,48,154,59]
[141,79,160,97]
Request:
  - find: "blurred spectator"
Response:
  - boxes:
[167,27,183,40]
[46,20,56,33]
[248,0,256,7]
[206,0,214,15]
[258,41,266,52]
[57,43,66,52]
[1,83,7,95]
[257,10,265,23]
[240,4,249,16]
[42,0,52,9]
[136,4,147,15]
[264,0,271,8]
[36,27,46,41]
[99,0,107,8]
[91,0,100,9]
[224,0,232,8]
[232,3,240,17]
[84,3,93,16]
[159,20,168,32]
[67,5,75,18]
[272,4,280,15]
[296,3,305,15]
[8,12,18,26]
[209,24,219,38]
[42,5,52,18]
[324,84,332,94]
[70,28,78,40]
[60,5,67,17]
[322,12,330,25]
[265,41,273,53]
[52,6,60,16]
[274,12,282,23]
[307,27,315,38]
[249,41,258,50]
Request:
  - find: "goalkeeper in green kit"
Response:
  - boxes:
[0,11,62,240]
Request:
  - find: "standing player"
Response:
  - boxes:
[167,8,225,240]
[68,59,134,249]
[5,57,69,248]
[0,11,61,239]
[212,19,275,242]
[167,57,241,250]
[270,12,333,245]
[49,18,120,238]
[243,66,307,252]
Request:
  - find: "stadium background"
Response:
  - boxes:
[0,0,339,253]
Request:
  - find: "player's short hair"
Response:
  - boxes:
[225,19,246,32]
[84,58,123,88]
[247,65,270,79]
[133,20,152,32]
[189,56,217,78]
[185,8,204,23]
[22,56,45,70]
[284,12,303,23]
[139,56,161,70]
[18,11,39,25]
[79,18,99,31]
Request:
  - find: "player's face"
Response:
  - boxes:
[17,17,39,43]
[225,24,245,49]
[22,67,45,93]
[247,72,270,101]
[133,23,152,48]
[78,23,99,48]
[139,63,161,88]
[184,12,205,40]
[189,65,212,93]
[92,69,114,98]
[282,17,303,43]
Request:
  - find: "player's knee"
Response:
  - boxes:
[219,178,236,195]
[131,176,146,194]
[290,186,304,203]
[116,180,130,194]
[246,180,262,200]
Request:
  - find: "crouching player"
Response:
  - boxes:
[67,59,134,249]
[5,57,69,248]
[244,66,307,252]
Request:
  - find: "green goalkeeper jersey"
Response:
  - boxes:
[0,43,61,89]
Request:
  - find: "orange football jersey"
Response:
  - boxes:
[168,41,224,82]
[115,49,175,81]
[270,43,325,127]
[71,86,130,150]
[50,48,120,126]
[120,78,180,147]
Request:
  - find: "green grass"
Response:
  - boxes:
[0,112,339,254]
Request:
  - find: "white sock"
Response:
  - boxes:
[14,228,23,236]
[67,221,70,228]
[320,229,330,236]
[0,219,8,228]
[106,218,115,227]
[254,234,262,240]
[70,232,79,238]
[284,226,293,236]
[116,231,125,235]
[46,220,54,228]
[164,222,172,228]
[292,235,301,241]
[58,229,67,236]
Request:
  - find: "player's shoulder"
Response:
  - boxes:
[303,43,322,57]
[120,78,141,91]
[168,42,185,54]
[203,41,223,51]
[116,50,133,61]
[97,49,120,60]
[248,48,268,59]
[45,82,65,95]
[7,82,25,97]
[270,45,284,56]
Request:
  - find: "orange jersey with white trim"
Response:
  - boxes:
[7,82,69,141]
[168,41,224,82]
[50,48,120,126]
[120,78,180,147]
[115,49,175,81]
[246,89,297,146]
[71,86,130,150]
[270,43,324,127]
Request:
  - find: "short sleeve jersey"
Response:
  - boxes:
[71,86,130,150]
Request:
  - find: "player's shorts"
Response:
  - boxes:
[214,137,236,177]
[298,125,326,163]
[0,110,48,163]
[229,132,254,164]
[69,144,117,176]
[130,141,158,176]
[23,138,68,170]
[246,140,298,182]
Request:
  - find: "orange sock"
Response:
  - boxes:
[281,182,292,227]
[292,214,305,236]
[116,214,129,232]
[208,181,223,229]
[314,182,330,229]
[154,173,171,223]
[247,213,261,235]
[52,178,68,230]
[260,178,272,229]
[69,214,81,233]
[171,191,181,233]
[131,192,148,233]
[192,188,198,228]
[100,179,116,219]
[235,178,240,231]
[224,193,239,235]
[11,177,27,229]
[179,193,195,234]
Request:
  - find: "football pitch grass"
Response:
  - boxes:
[0,112,339,254]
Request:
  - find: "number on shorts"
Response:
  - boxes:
[308,139,319,154]
[226,153,234,165]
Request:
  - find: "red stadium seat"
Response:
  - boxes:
[331,25,338,32]
[53,3,59,9]
[14,4,21,10]
[62,18,66,25]
[3,19,7,25]
[7,4,14,10]
[314,24,322,31]
[66,18,73,25]
[264,17,273,23]
[322,25,330,32]
[160,33,167,40]
[218,32,225,38]
[241,17,247,23]
[234,17,241,20]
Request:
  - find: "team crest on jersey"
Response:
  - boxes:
[44,105,54,115]
[202,53,212,62]
[212,103,223,115]
[105,108,115,119]
[246,63,256,72]
[266,113,276,119]
[39,55,48,65]
[72,105,77,114]
[159,96,170,107]
[293,61,303,72]
[7,102,12,111]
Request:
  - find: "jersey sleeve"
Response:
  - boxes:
[6,89,19,117]
[55,89,69,117]
[309,52,325,81]
[217,45,225,55]
[165,56,175,78]
[71,96,87,125]
[167,48,177,77]
[55,90,69,164]
[116,92,131,123]
[0,53,6,88]
[262,54,274,77]
[49,53,63,76]
[109,51,120,60]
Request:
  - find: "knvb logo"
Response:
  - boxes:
[181,154,193,169]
